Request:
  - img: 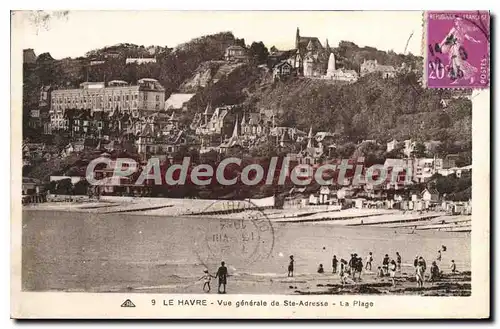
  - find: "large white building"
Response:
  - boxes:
[50,79,165,130]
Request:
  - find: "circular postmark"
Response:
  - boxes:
[193,200,275,270]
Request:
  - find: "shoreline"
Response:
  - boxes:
[27,271,471,296]
[22,197,471,231]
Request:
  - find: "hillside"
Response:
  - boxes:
[246,74,467,137]
[182,63,269,118]
[23,31,470,162]
[179,61,248,92]
[333,40,423,72]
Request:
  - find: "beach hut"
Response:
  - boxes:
[309,194,319,205]
[354,198,365,209]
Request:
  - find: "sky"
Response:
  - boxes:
[13,11,424,59]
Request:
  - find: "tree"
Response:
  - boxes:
[331,142,357,159]
[411,142,427,158]
[235,38,246,48]
[248,41,269,65]
[73,179,89,195]
[55,178,73,195]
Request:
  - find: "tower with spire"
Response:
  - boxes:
[307,126,313,149]
[295,27,300,49]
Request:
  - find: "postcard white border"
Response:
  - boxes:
[10,10,490,319]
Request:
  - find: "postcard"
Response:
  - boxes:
[11,10,490,319]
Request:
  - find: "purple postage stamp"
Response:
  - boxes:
[425,11,490,89]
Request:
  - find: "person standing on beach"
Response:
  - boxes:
[288,255,294,277]
[450,260,457,273]
[389,260,397,286]
[339,259,346,277]
[365,252,373,271]
[382,254,390,276]
[437,250,442,262]
[415,263,424,288]
[414,256,419,268]
[350,254,358,279]
[430,261,440,282]
[215,261,228,294]
[418,257,427,280]
[396,252,402,272]
[332,255,338,274]
[356,255,364,279]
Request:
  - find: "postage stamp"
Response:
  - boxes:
[425,11,490,89]
[11,10,490,319]
[193,200,275,271]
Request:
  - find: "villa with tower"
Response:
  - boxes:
[269,28,358,82]
[269,27,399,83]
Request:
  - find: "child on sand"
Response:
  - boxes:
[430,261,440,282]
[389,260,397,286]
[365,252,373,271]
[450,260,457,273]
[341,270,354,285]
[317,264,324,273]
[199,269,214,293]
[415,263,425,288]
[377,266,384,278]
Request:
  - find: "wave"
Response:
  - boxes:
[133,282,196,290]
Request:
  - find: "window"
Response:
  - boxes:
[126,95,129,101]
[156,95,160,101]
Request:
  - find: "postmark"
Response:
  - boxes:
[192,200,275,270]
[425,11,490,89]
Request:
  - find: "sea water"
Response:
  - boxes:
[22,209,470,292]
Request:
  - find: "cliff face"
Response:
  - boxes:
[179,61,249,93]
[179,61,224,92]
[182,63,268,116]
